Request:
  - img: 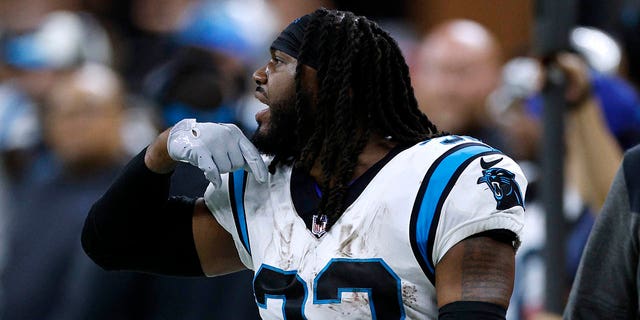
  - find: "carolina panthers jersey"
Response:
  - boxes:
[204,135,526,320]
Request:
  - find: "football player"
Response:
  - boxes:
[82,9,526,319]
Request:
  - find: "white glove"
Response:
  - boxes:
[167,119,268,188]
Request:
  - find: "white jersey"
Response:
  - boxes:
[204,135,526,320]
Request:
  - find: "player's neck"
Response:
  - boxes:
[309,135,397,185]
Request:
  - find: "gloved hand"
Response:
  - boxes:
[167,119,268,188]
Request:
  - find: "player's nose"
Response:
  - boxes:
[253,65,267,85]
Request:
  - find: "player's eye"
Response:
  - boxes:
[271,56,285,65]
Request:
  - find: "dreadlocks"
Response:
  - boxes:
[271,9,442,223]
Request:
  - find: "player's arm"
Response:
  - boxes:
[425,148,526,319]
[82,121,267,276]
[435,234,515,319]
[192,198,247,276]
[147,129,248,276]
[81,130,240,276]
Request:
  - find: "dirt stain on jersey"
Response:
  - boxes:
[402,283,418,305]
[277,222,295,269]
[327,292,372,317]
[338,224,358,257]
[337,204,391,256]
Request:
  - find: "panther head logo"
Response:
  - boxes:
[477,157,524,210]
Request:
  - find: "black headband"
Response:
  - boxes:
[270,14,320,69]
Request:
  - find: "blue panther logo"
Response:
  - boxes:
[476,157,524,210]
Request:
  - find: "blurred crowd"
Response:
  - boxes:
[0,0,638,319]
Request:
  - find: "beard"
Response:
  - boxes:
[251,91,312,161]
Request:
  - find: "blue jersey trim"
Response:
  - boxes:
[229,170,251,255]
[410,141,501,284]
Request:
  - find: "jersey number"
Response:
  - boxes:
[253,258,405,319]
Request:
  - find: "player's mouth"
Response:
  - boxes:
[254,87,270,125]
[254,87,269,106]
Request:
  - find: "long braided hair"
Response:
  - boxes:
[272,9,443,222]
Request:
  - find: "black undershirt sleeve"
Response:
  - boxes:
[81,148,205,277]
[438,301,507,319]
[466,229,520,251]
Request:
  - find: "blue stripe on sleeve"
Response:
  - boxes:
[232,170,251,255]
[410,142,499,282]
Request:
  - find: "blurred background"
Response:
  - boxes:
[0,0,638,319]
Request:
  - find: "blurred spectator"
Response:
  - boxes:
[0,63,150,320]
[144,46,244,130]
[0,10,114,174]
[86,0,193,93]
[412,19,507,150]
[500,55,635,207]
[0,14,114,314]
